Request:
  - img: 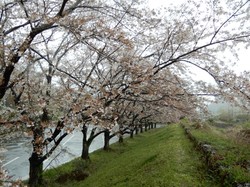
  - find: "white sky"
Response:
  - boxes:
[147,0,185,8]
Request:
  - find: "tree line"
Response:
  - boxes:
[0,0,249,186]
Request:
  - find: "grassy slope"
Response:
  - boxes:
[43,124,220,187]
[189,123,250,183]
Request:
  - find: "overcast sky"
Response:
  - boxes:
[147,0,185,8]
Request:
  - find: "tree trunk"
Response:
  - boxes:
[154,123,157,128]
[0,65,15,100]
[135,126,139,135]
[145,124,148,132]
[119,133,123,143]
[81,142,90,160]
[140,125,143,133]
[148,124,151,130]
[81,125,90,160]
[130,129,134,138]
[103,129,110,150]
[28,153,43,187]
[81,125,105,159]
[150,123,153,129]
[28,124,44,187]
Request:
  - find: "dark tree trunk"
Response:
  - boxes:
[151,123,154,129]
[119,134,123,143]
[135,126,139,135]
[81,125,105,160]
[0,65,15,100]
[81,125,90,160]
[103,129,110,150]
[140,125,143,133]
[28,124,44,187]
[81,142,90,160]
[145,124,148,132]
[28,117,67,186]
[28,153,43,187]
[130,128,134,138]
[148,124,151,130]
[154,123,157,128]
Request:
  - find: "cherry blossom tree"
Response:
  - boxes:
[0,0,249,186]
[138,0,250,113]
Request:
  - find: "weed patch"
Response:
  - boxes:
[182,121,250,186]
[55,170,89,183]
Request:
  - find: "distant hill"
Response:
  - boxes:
[207,102,250,122]
[207,102,234,115]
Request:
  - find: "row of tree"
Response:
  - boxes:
[0,0,249,186]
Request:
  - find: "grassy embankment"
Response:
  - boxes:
[182,120,250,185]
[42,124,219,187]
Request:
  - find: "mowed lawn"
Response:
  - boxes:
[43,124,220,187]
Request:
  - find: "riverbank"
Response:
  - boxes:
[41,124,219,187]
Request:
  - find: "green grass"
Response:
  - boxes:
[186,123,250,184]
[42,124,220,187]
[242,121,250,129]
